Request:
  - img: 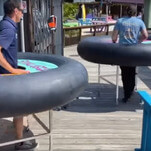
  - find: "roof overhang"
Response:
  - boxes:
[111,0,144,4]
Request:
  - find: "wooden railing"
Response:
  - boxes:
[135,91,151,151]
[63,22,116,46]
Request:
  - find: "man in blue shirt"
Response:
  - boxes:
[112,4,148,103]
[0,1,28,74]
[0,0,37,150]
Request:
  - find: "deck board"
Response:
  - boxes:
[1,44,151,151]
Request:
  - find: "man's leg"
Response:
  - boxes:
[128,67,136,95]
[13,116,38,150]
[13,116,23,139]
[120,66,136,101]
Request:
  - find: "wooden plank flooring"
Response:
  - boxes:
[1,44,151,151]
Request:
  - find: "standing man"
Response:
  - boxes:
[112,4,148,103]
[0,0,37,150]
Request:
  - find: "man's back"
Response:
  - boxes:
[115,17,146,45]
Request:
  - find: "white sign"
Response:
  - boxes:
[22,1,27,13]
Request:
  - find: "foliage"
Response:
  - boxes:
[64,0,73,2]
[65,30,80,38]
[63,3,79,22]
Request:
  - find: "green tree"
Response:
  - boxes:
[63,3,79,22]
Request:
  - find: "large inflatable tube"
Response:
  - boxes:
[77,36,151,66]
[0,53,88,118]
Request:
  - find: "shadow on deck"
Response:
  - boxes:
[0,82,143,151]
[61,83,143,114]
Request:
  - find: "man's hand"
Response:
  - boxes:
[112,29,119,43]
[0,46,30,75]
[11,68,30,75]
[139,29,148,43]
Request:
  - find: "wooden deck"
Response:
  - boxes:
[1,44,151,151]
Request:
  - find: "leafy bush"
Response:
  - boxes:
[63,3,79,22]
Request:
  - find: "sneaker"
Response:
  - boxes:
[23,126,29,133]
[122,97,129,103]
[15,141,38,150]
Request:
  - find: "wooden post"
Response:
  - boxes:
[24,0,34,52]
[106,4,108,15]
[53,0,63,55]
[106,24,109,35]
[120,4,122,18]
[50,0,55,54]
[0,0,4,16]
[144,0,151,29]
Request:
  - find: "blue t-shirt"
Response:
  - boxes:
[114,17,146,45]
[0,16,18,73]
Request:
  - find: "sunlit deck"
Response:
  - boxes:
[1,44,151,151]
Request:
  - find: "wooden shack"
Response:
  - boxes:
[0,0,63,55]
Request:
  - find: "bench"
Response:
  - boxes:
[135,90,151,151]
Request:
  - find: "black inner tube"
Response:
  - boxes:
[77,36,151,66]
[0,52,88,118]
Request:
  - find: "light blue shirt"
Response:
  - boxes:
[114,17,146,45]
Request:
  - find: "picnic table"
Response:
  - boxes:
[63,22,116,45]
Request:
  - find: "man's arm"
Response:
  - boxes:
[112,29,119,43]
[139,29,148,42]
[0,46,29,74]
